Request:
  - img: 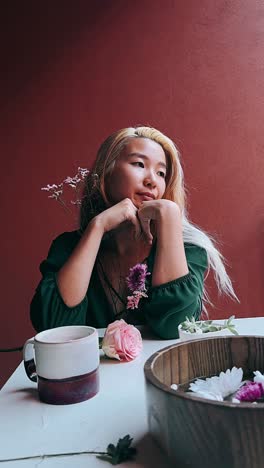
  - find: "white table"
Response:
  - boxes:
[1,318,264,468]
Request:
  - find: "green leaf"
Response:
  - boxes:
[228,315,235,322]
[107,444,116,456]
[98,435,137,465]
[207,326,220,332]
[97,455,116,464]
[227,326,239,336]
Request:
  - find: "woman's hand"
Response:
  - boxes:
[95,198,141,239]
[94,198,182,245]
[139,199,188,285]
[138,199,182,244]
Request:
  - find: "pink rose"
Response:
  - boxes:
[102,319,143,361]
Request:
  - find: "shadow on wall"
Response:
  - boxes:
[1,1,117,112]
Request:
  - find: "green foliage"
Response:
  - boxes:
[181,315,238,335]
[97,435,137,465]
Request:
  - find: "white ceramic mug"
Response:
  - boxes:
[23,326,99,405]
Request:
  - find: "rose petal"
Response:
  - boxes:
[102,320,143,361]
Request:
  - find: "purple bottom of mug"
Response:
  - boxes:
[38,367,99,405]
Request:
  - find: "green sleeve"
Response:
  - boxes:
[30,231,88,332]
[144,244,208,339]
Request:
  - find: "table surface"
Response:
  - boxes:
[1,317,264,468]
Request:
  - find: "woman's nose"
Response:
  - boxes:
[143,171,157,187]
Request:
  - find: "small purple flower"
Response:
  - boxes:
[235,382,264,402]
[126,263,150,292]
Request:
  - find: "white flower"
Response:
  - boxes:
[170,384,178,391]
[63,176,81,187]
[41,183,63,200]
[189,367,244,401]
[253,370,264,386]
[189,378,223,401]
[187,390,224,401]
[78,167,90,179]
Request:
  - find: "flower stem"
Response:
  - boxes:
[57,197,73,215]
[0,450,108,463]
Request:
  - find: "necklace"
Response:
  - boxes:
[97,258,127,315]
[98,258,126,305]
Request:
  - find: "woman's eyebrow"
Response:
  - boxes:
[127,152,167,169]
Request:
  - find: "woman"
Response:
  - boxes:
[30,126,236,339]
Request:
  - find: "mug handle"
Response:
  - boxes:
[23,338,37,382]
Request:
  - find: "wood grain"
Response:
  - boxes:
[144,336,264,468]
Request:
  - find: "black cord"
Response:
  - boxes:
[0,346,23,352]
[97,258,126,305]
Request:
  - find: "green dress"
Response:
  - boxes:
[30,231,208,339]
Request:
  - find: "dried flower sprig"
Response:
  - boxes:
[126,263,150,310]
[41,167,90,213]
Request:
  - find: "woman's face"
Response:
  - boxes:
[105,138,167,208]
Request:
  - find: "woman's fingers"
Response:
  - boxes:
[131,215,142,240]
[138,215,153,244]
[137,201,162,244]
[97,198,142,236]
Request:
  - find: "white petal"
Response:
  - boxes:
[253,371,264,383]
[102,345,120,360]
[188,390,223,401]
[232,398,240,403]
[170,384,178,391]
[190,367,243,400]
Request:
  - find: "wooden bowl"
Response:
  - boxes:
[144,336,264,468]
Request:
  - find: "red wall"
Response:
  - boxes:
[1,0,264,387]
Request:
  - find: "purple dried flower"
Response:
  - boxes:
[236,381,264,402]
[126,263,150,292]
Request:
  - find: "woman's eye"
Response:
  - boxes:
[132,161,144,168]
[158,171,166,178]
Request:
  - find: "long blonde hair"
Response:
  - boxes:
[80,126,237,305]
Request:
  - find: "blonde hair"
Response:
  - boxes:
[80,125,237,306]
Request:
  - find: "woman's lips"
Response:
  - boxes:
[136,192,155,201]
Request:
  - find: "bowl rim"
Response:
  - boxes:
[144,335,264,409]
